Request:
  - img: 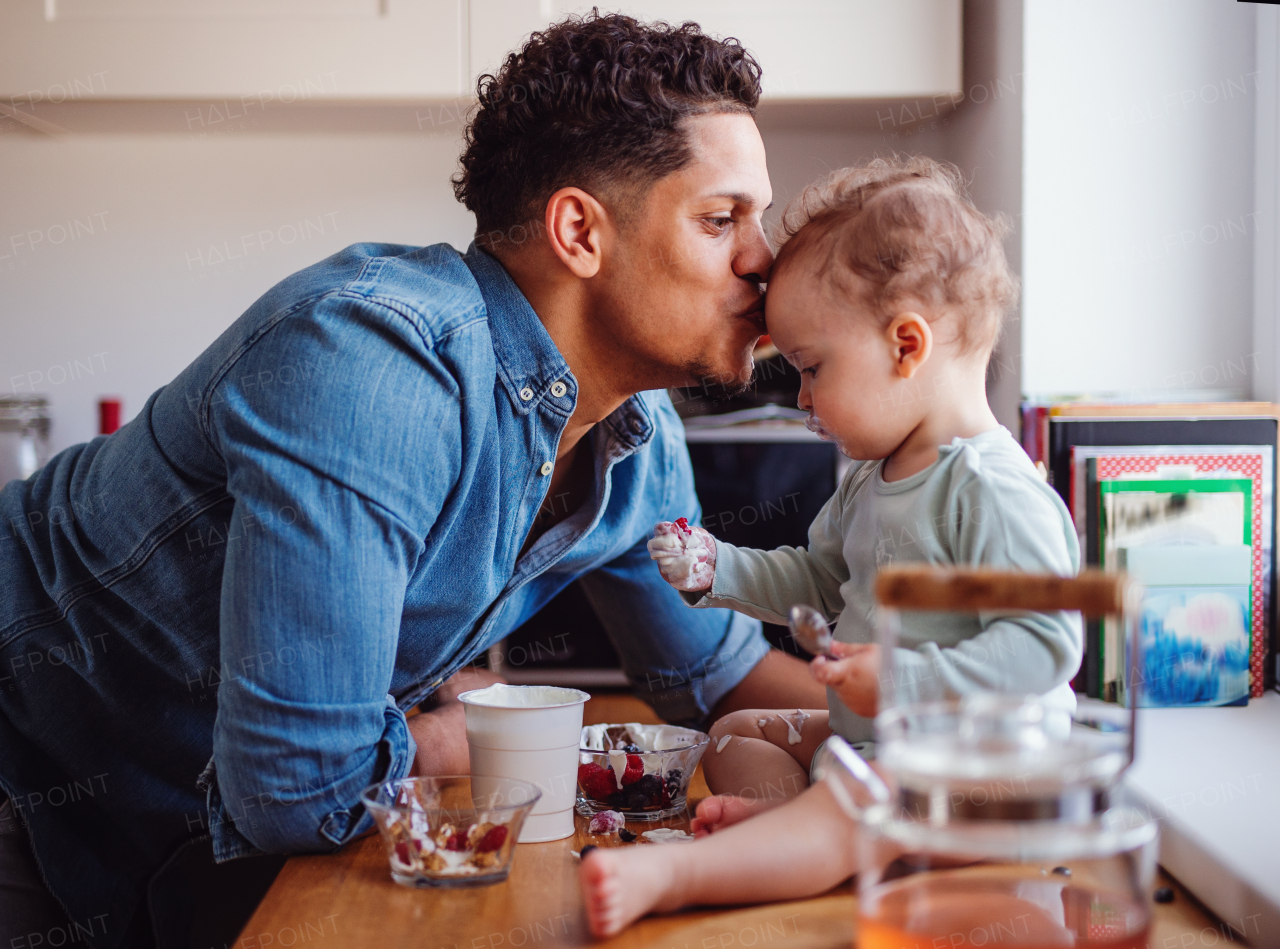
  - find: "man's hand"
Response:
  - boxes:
[647,518,717,592]
[809,642,881,718]
[407,666,505,777]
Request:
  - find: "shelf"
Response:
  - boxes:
[1123,690,1280,938]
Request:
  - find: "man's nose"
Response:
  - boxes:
[734,222,774,285]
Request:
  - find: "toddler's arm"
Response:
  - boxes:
[889,471,1083,706]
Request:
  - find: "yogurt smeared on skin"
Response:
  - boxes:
[804,414,853,458]
[783,709,811,745]
[647,518,716,592]
[715,734,732,754]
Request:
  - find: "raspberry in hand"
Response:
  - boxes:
[647,517,717,592]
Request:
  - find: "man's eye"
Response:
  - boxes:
[705,217,733,230]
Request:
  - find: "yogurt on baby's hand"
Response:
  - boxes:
[647,518,715,592]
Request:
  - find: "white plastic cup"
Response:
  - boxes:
[458,684,590,842]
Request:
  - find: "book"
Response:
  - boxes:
[1118,545,1252,707]
[1098,475,1251,704]
[1094,452,1270,698]
[1023,402,1279,696]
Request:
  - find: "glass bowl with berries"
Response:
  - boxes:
[576,723,710,821]
[361,776,540,888]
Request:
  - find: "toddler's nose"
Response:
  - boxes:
[796,378,813,413]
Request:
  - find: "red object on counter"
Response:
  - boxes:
[98,398,122,435]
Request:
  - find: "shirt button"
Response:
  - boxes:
[539,461,554,476]
[519,386,534,401]
[550,381,567,398]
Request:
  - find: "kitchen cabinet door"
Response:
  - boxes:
[0,0,466,100]
[470,0,961,100]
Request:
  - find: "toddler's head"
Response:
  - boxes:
[765,156,1017,461]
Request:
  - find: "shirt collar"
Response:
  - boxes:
[461,241,654,450]
[462,242,573,415]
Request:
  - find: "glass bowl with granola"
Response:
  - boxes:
[361,775,540,887]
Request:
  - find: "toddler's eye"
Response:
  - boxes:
[801,366,818,377]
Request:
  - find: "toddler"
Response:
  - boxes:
[579,157,1082,936]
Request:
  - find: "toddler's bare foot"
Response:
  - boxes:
[579,845,685,937]
[691,794,779,836]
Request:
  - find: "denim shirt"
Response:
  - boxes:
[0,243,766,947]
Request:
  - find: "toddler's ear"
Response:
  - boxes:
[887,313,932,379]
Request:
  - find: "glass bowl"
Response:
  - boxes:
[361,775,540,888]
[576,723,710,821]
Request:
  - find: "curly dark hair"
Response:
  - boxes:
[453,11,763,239]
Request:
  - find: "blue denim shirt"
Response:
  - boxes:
[0,243,766,947]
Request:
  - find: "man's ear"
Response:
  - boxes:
[544,187,612,279]
[887,312,932,379]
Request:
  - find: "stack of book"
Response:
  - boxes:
[1020,402,1277,706]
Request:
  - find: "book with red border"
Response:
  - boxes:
[1092,451,1270,698]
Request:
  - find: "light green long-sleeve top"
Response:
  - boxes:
[686,426,1082,745]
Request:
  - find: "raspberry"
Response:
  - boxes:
[445,830,469,851]
[474,825,509,852]
[620,754,644,786]
[578,763,616,801]
[674,517,691,536]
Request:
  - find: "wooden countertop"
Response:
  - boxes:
[238,695,1230,949]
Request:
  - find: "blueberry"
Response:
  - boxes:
[1153,887,1175,904]
[621,743,642,754]
[618,828,637,842]
[1051,866,1071,876]
[626,774,664,809]
[579,844,598,859]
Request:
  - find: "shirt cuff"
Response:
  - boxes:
[206,695,415,863]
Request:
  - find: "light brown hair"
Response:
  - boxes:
[773,156,1018,355]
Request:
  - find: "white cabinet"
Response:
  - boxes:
[470,1,962,100]
[0,0,958,102]
[0,0,466,100]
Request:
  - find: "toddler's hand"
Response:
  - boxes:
[810,642,881,718]
[647,518,717,592]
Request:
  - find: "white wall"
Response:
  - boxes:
[0,113,475,453]
[1023,0,1259,402]
[0,101,961,455]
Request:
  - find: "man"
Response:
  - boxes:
[0,13,824,948]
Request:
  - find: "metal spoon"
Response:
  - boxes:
[788,604,837,659]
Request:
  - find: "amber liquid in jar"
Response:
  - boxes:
[859,875,1151,949]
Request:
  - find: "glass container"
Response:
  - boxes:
[361,775,540,888]
[0,396,51,485]
[576,723,710,821]
[819,568,1156,949]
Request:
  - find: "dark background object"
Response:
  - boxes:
[500,438,837,678]
[668,352,802,420]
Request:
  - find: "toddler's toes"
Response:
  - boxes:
[692,796,725,836]
[578,844,681,937]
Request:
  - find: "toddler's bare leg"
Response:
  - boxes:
[695,709,831,833]
[580,779,856,938]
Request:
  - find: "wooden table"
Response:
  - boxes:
[239,695,1229,949]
